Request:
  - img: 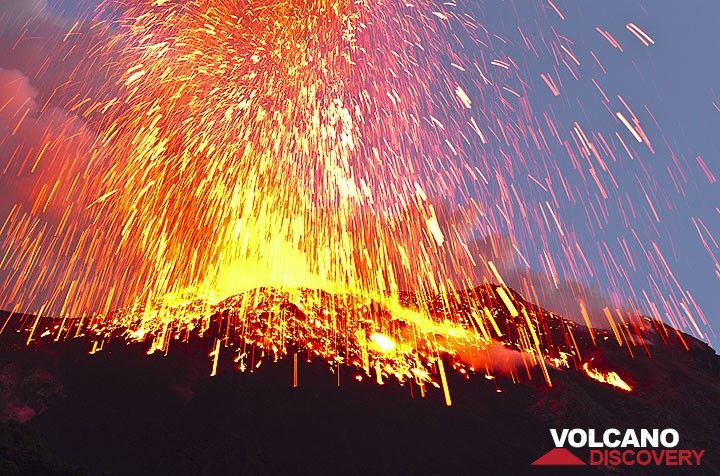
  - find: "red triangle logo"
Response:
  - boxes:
[531,448,586,466]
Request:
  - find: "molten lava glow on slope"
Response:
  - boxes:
[583,362,633,392]
[0,1,714,399]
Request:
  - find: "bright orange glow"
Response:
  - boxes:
[583,362,633,392]
[369,333,397,354]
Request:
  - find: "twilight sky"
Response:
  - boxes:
[0,1,718,346]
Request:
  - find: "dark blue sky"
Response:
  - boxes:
[545,2,720,345]
[530,1,720,344]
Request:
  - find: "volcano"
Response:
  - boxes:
[0,285,718,475]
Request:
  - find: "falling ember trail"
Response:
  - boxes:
[293,353,299,388]
[210,339,221,378]
[438,357,453,407]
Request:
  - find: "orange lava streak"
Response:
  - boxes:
[583,362,633,392]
